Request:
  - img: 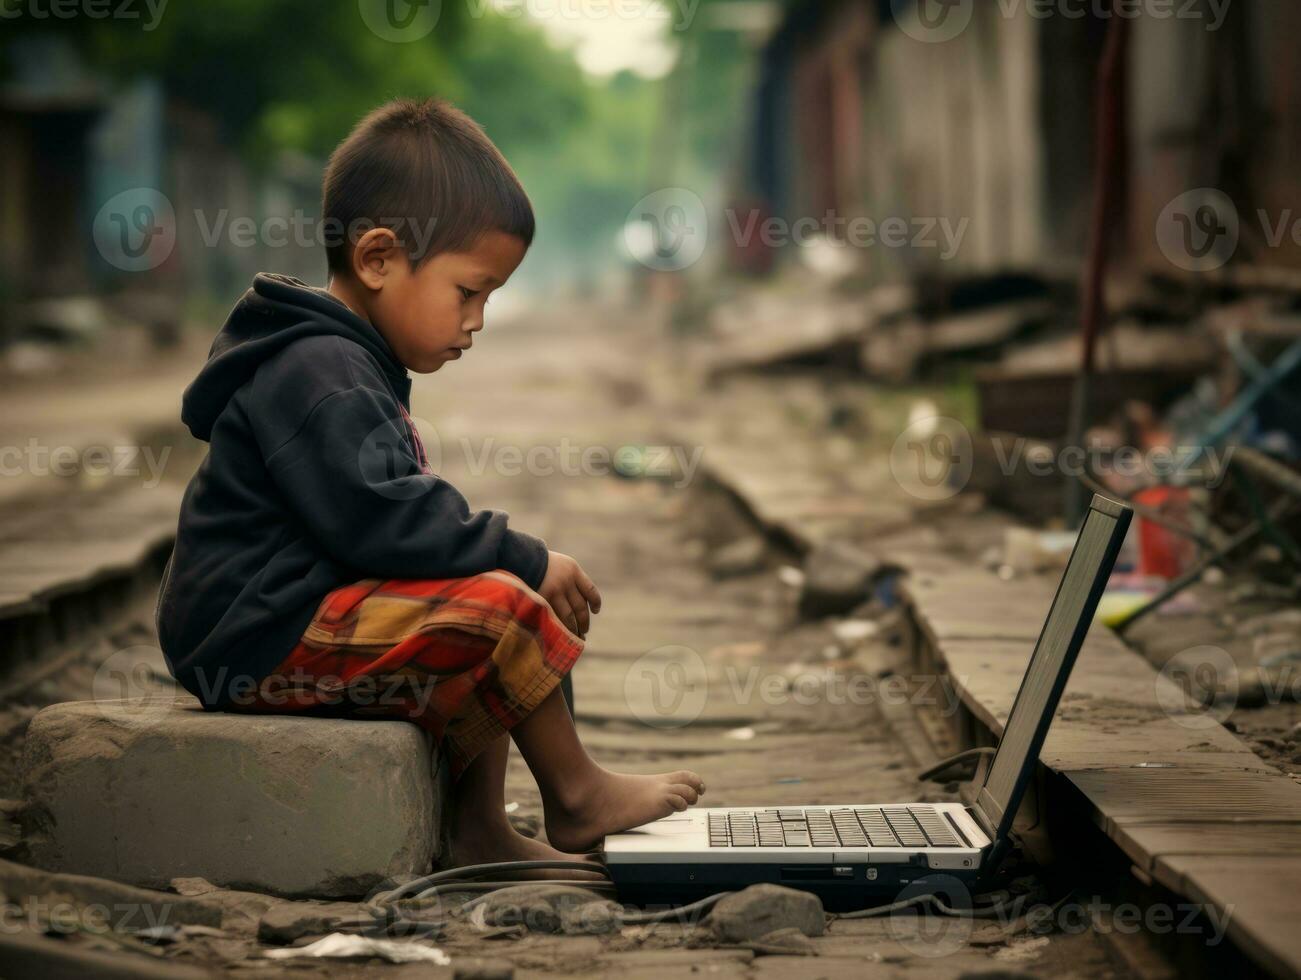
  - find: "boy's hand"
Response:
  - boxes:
[538,551,602,637]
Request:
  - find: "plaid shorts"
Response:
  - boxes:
[225,571,583,778]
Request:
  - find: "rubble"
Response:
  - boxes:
[472,884,621,935]
[797,540,893,619]
[257,900,374,944]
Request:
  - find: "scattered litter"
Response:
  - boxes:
[1001,528,1078,575]
[831,619,878,643]
[132,925,180,944]
[777,566,805,588]
[993,935,1051,963]
[504,802,519,814]
[725,726,756,741]
[264,933,451,964]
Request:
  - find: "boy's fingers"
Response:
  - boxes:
[577,571,602,613]
[549,596,578,635]
[568,585,590,636]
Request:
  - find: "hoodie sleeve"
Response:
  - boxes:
[250,349,549,590]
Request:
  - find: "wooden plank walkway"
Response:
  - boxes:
[900,564,1301,977]
[683,413,1301,978]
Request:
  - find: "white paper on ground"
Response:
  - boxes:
[263,932,451,964]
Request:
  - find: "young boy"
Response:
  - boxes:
[157,98,704,866]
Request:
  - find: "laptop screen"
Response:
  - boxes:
[975,495,1131,841]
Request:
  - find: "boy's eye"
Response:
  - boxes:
[458,286,479,301]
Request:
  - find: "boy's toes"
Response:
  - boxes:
[666,793,689,812]
[672,770,706,794]
[670,782,700,805]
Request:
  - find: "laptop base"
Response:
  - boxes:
[608,862,983,912]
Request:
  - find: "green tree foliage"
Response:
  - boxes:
[2,0,668,281]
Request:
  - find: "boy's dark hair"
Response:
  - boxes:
[322,98,534,276]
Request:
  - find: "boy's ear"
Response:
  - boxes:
[351,226,405,291]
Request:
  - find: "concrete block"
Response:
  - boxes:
[21,698,441,898]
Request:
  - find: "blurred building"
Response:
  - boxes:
[736,0,1301,283]
[0,37,321,350]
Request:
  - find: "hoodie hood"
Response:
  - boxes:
[182,273,409,442]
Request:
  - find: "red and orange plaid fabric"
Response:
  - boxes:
[226,570,583,777]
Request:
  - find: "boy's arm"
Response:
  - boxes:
[258,381,548,588]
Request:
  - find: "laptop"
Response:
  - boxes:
[603,494,1132,908]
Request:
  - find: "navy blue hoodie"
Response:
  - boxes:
[157,273,549,708]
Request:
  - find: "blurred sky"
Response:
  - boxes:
[492,0,681,77]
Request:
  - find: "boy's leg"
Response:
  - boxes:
[509,688,707,853]
[446,732,601,871]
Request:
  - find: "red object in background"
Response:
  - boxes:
[1134,486,1196,579]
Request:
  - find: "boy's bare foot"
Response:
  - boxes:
[447,819,604,881]
[544,768,706,853]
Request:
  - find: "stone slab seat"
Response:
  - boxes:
[20,696,444,898]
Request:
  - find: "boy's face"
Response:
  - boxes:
[343,230,527,374]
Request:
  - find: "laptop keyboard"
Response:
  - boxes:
[707,806,962,848]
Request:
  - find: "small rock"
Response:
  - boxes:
[831,619,878,643]
[171,877,220,897]
[747,926,817,955]
[707,884,825,942]
[798,541,892,619]
[558,900,621,935]
[1288,723,1301,743]
[476,884,618,935]
[257,901,373,944]
[708,536,768,579]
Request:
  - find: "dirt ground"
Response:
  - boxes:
[0,302,1155,977]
